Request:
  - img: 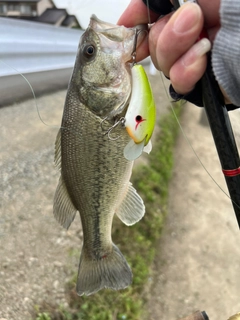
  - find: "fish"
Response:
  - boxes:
[53,15,147,296]
[124,63,156,161]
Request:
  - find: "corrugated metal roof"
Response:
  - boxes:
[34,8,66,24]
[61,14,78,27]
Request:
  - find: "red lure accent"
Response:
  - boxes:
[135,115,146,130]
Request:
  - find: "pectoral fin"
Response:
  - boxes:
[116,183,145,226]
[53,176,77,229]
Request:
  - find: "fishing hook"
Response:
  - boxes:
[131,28,148,65]
[100,117,126,141]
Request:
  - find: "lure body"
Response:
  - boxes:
[124,64,156,160]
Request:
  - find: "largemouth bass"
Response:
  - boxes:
[53,15,146,296]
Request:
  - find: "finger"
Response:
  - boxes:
[149,3,204,76]
[118,0,160,62]
[135,34,150,62]
[170,38,211,94]
[207,26,220,43]
[117,0,159,27]
[197,0,220,28]
[148,13,173,70]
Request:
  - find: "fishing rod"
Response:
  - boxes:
[178,310,209,320]
[173,0,240,228]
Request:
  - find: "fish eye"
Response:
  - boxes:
[83,44,95,58]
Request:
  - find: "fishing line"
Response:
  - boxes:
[145,1,240,207]
[165,78,240,211]
[0,59,64,130]
[0,59,122,141]
[161,75,234,201]
[3,12,239,207]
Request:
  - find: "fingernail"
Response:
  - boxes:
[173,3,201,34]
[182,38,211,67]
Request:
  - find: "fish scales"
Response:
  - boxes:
[62,106,133,253]
[53,14,146,296]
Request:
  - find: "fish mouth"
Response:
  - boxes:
[90,14,148,63]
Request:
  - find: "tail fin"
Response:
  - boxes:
[76,243,132,296]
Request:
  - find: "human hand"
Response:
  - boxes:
[118,0,220,96]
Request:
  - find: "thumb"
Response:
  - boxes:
[149,3,204,76]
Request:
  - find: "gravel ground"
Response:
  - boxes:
[0,91,83,319]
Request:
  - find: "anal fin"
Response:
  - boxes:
[53,175,77,229]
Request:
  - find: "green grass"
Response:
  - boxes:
[33,102,182,320]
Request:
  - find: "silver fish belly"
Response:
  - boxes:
[53,15,145,296]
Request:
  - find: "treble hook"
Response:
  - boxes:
[131,29,138,65]
[100,117,125,141]
[131,27,148,64]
